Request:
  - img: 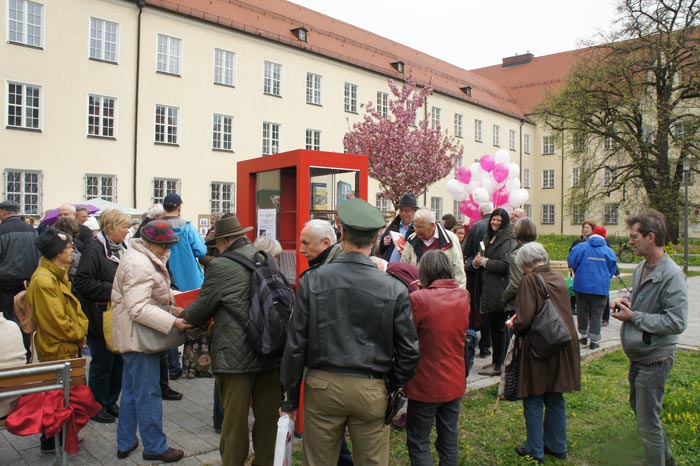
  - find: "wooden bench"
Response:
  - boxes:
[550,260,570,274]
[0,358,88,466]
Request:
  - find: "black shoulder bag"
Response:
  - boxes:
[528,274,572,359]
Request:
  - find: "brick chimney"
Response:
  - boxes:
[502,52,534,67]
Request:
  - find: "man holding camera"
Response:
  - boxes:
[611,210,687,466]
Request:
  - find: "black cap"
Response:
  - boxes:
[0,200,20,212]
[163,193,183,210]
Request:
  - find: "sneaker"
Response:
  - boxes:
[590,341,600,350]
[579,337,588,345]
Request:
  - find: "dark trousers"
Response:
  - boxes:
[87,337,123,412]
[159,352,170,392]
[213,381,224,430]
[406,397,462,466]
[338,436,354,466]
[488,311,507,367]
[479,312,491,352]
[465,329,478,376]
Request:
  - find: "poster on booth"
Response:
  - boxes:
[445,149,529,226]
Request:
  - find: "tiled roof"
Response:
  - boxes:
[144,0,526,120]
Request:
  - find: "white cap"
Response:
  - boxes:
[84,216,100,231]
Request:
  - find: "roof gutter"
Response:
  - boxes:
[132,0,145,208]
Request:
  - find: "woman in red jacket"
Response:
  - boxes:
[404,250,470,466]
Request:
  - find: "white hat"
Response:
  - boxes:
[84,216,100,231]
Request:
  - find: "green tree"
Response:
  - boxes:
[538,0,700,242]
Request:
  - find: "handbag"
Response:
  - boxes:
[133,320,186,354]
[385,388,406,425]
[529,274,572,359]
[273,413,294,466]
[103,301,116,353]
[565,275,575,297]
[499,335,521,401]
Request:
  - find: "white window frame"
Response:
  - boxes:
[604,166,615,186]
[262,121,280,155]
[344,82,358,113]
[573,133,585,152]
[431,107,441,130]
[523,168,531,189]
[453,200,464,222]
[156,33,181,75]
[542,135,556,155]
[210,181,234,213]
[604,203,619,225]
[376,194,391,213]
[604,136,614,150]
[305,129,321,151]
[152,178,180,204]
[430,196,443,219]
[4,168,41,215]
[509,129,516,151]
[212,113,233,151]
[454,113,463,138]
[154,104,179,145]
[213,48,235,87]
[541,204,555,225]
[523,134,531,154]
[8,0,43,48]
[84,173,116,202]
[305,72,322,105]
[7,81,41,130]
[87,94,116,138]
[492,124,500,146]
[571,167,581,187]
[523,204,532,218]
[542,169,555,189]
[89,17,119,63]
[263,61,282,96]
[376,91,389,119]
[572,205,586,225]
[474,119,483,142]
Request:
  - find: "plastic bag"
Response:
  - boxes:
[273,414,294,466]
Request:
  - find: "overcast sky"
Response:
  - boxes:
[292,0,620,69]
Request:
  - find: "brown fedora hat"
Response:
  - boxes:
[205,215,253,246]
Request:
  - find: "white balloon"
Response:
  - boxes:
[508,162,520,179]
[509,188,530,207]
[446,178,463,196]
[480,176,494,195]
[470,162,481,174]
[464,183,475,195]
[472,187,489,204]
[506,178,521,192]
[453,190,467,202]
[495,149,511,165]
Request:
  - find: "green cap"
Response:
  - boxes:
[337,198,385,238]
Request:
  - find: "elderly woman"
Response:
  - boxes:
[473,208,517,376]
[27,227,89,452]
[111,221,191,463]
[502,217,538,312]
[74,209,130,424]
[508,242,581,464]
[404,250,470,466]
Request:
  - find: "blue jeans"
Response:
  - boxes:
[87,337,123,413]
[118,352,169,455]
[406,397,462,466]
[629,357,675,466]
[522,392,567,460]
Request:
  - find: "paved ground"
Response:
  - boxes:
[2,275,698,465]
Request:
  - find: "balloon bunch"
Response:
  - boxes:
[445,149,529,225]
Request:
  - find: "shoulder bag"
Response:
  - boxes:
[132,307,186,354]
[529,274,572,359]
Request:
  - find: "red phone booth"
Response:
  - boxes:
[237,149,369,434]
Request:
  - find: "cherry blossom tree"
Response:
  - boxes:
[344,77,464,208]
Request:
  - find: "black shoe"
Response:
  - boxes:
[478,349,491,358]
[92,411,116,424]
[515,445,543,464]
[162,388,183,401]
[143,447,184,463]
[589,341,600,350]
[169,368,183,380]
[579,337,588,345]
[107,404,120,418]
[117,439,139,459]
[544,446,567,460]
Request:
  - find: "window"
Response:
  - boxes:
[305,129,321,151]
[7,82,41,130]
[8,0,42,47]
[85,174,116,202]
[453,200,464,222]
[88,95,116,137]
[376,194,391,212]
[211,181,234,213]
[542,135,556,155]
[604,136,613,150]
[152,178,180,204]
[213,48,235,86]
[523,168,531,188]
[431,107,441,130]
[430,197,443,219]
[89,17,119,62]
[344,83,358,113]
[523,134,531,154]
[454,113,463,138]
[4,169,41,215]
[263,61,282,96]
[509,129,516,151]
[604,203,619,225]
[603,167,615,186]
[474,119,483,142]
[305,72,322,105]
[572,205,586,224]
[262,122,280,155]
[542,169,555,189]
[541,204,555,224]
[156,34,181,75]
[154,105,179,144]
[212,113,233,151]
[493,124,500,146]
[376,92,389,118]
[523,204,532,218]
[571,167,581,187]
[573,133,585,152]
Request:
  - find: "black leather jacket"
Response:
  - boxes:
[281,252,419,410]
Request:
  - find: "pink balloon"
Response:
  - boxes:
[493,187,509,207]
[456,166,472,184]
[459,199,479,218]
[468,211,481,226]
[479,154,495,172]
[493,163,509,183]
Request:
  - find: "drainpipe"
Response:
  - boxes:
[519,120,524,180]
[133,1,145,207]
[560,132,565,235]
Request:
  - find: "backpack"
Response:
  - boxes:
[221,250,294,358]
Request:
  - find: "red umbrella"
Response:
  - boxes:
[40,204,99,226]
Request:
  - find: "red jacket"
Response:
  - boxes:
[404,279,470,402]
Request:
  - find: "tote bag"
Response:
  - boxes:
[529,274,572,359]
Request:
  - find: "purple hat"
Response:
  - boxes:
[140,221,179,245]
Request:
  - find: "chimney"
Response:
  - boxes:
[502,52,534,67]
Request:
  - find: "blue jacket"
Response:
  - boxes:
[166,218,207,292]
[567,235,617,296]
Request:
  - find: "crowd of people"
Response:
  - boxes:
[0,193,688,466]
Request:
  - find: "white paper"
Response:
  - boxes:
[257,208,277,239]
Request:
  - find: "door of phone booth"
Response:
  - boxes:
[236,149,369,282]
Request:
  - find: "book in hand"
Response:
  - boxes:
[173,289,200,308]
[390,231,406,254]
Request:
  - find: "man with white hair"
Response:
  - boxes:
[300,219,342,266]
[401,208,466,287]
